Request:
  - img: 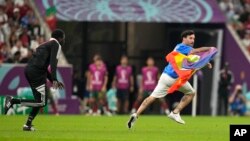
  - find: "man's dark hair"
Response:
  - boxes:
[181,30,195,38]
[51,29,65,39]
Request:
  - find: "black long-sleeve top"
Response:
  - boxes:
[27,38,61,82]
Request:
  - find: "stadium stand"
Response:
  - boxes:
[218,0,250,53]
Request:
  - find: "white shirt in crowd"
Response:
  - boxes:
[11,45,28,59]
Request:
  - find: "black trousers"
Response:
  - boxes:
[21,66,48,118]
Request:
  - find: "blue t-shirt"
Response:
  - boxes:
[163,43,193,78]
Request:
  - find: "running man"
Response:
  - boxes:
[127,30,213,128]
[4,29,65,131]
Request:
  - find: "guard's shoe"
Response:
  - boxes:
[23,125,36,131]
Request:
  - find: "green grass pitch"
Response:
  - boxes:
[0,115,249,141]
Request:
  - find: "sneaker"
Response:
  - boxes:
[127,113,137,129]
[168,111,185,124]
[131,108,136,114]
[23,125,36,131]
[4,96,13,114]
[165,109,170,115]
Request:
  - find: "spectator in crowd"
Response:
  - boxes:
[218,62,234,115]
[20,48,32,63]
[45,6,57,31]
[112,55,134,114]
[19,27,30,47]
[12,7,21,25]
[4,0,15,18]
[239,5,250,24]
[244,15,250,33]
[0,6,9,42]
[11,39,27,59]
[131,57,170,115]
[9,29,18,46]
[219,0,235,22]
[30,35,45,51]
[30,35,39,51]
[228,84,247,116]
[239,70,250,114]
[242,32,250,48]
[240,70,250,96]
[20,10,39,36]
[0,42,11,62]
[5,50,21,63]
[16,0,32,18]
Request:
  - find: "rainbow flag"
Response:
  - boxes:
[166,47,217,94]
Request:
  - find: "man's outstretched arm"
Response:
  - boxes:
[190,47,211,54]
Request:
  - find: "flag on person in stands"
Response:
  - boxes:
[45,6,57,31]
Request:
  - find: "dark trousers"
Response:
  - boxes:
[218,95,228,115]
[21,66,48,120]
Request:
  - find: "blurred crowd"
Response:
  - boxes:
[0,0,44,64]
[218,0,250,53]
